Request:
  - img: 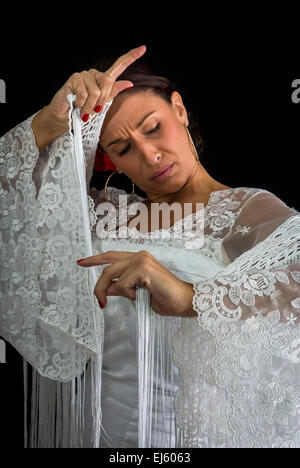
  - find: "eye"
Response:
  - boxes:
[118,143,130,156]
[117,123,161,156]
[146,122,160,135]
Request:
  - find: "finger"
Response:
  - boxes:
[77,250,135,267]
[109,80,134,101]
[107,280,137,300]
[67,73,88,108]
[96,269,138,304]
[105,282,120,296]
[106,45,146,81]
[95,75,133,107]
[94,72,115,107]
[80,71,102,116]
[94,259,130,305]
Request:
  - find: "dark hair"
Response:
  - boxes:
[94,57,205,156]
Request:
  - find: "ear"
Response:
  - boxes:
[170,91,189,127]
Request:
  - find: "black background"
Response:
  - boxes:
[0,9,299,449]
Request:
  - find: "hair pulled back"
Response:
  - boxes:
[93,56,205,156]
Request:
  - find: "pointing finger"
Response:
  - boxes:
[77,251,135,266]
[106,45,146,81]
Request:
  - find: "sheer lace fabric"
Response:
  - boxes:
[0,102,299,447]
[0,107,112,447]
[90,185,300,448]
[0,114,98,381]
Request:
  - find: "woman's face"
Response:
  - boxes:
[100,89,197,197]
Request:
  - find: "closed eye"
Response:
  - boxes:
[147,122,160,135]
[119,144,130,156]
[118,123,161,156]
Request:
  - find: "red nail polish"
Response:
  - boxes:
[94,105,103,113]
[98,300,105,309]
[81,114,89,122]
[77,259,85,263]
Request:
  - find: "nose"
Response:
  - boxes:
[138,142,162,165]
[148,152,162,165]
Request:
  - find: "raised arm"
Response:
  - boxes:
[31,45,146,151]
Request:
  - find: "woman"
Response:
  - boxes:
[1,46,300,448]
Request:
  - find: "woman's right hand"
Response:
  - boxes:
[32,45,146,151]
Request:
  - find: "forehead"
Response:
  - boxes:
[100,90,169,141]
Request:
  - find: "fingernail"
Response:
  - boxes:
[98,300,105,309]
[81,114,89,122]
[94,105,103,113]
[77,259,85,264]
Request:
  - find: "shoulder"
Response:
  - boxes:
[221,187,298,260]
[231,186,298,218]
[209,186,262,205]
[212,186,298,215]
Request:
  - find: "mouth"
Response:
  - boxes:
[150,163,175,181]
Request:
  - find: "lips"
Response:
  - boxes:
[150,163,174,180]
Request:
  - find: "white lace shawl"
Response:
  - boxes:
[0,101,113,447]
[91,185,300,448]
[1,99,300,448]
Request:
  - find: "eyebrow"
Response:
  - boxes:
[105,110,157,149]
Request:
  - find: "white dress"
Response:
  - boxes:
[1,111,300,448]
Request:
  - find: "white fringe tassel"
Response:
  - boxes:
[23,361,87,447]
[136,287,182,448]
[69,94,104,449]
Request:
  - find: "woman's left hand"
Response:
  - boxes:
[77,250,197,317]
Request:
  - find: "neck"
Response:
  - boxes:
[144,162,228,205]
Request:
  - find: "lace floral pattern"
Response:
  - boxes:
[0,115,102,382]
[89,185,261,265]
[173,215,300,447]
[89,183,300,447]
[1,107,299,446]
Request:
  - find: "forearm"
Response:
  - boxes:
[31,106,69,152]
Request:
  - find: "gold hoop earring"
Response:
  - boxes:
[186,126,199,162]
[104,171,135,208]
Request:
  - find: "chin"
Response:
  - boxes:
[161,180,185,194]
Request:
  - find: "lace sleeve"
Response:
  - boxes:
[173,192,300,448]
[0,111,105,382]
[0,105,116,447]
[192,190,300,335]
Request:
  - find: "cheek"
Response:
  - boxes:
[164,120,179,144]
[162,120,185,153]
[117,158,141,181]
[165,123,195,178]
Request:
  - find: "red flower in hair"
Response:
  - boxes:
[94,147,117,172]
